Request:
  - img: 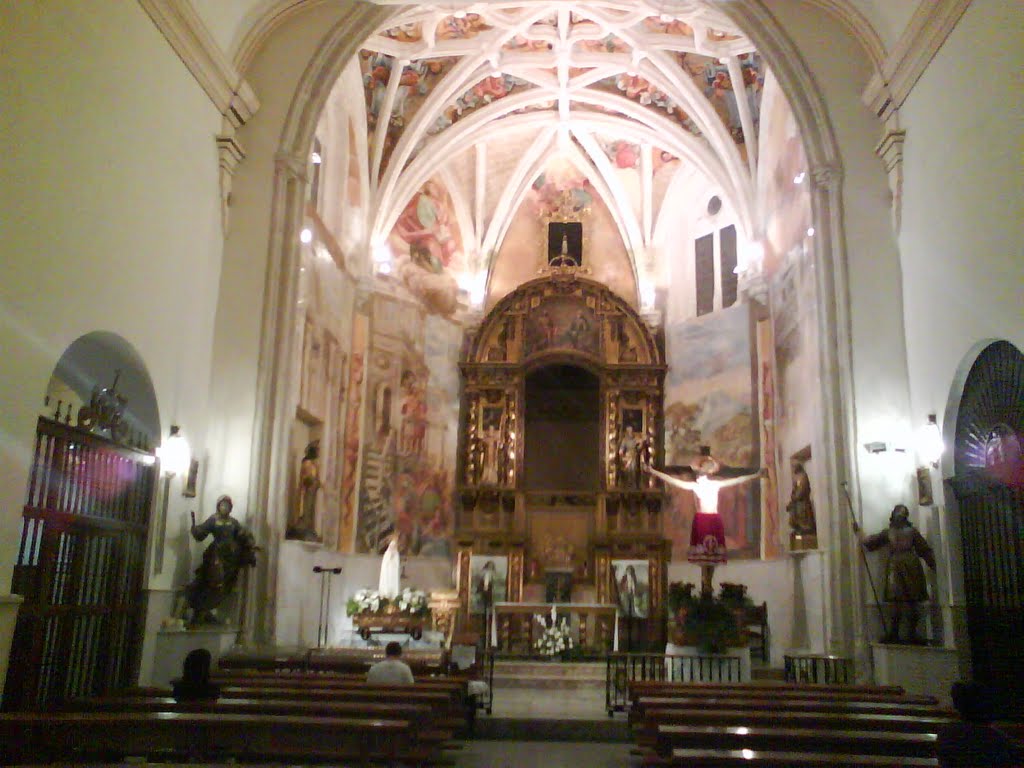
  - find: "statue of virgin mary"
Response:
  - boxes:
[378,536,401,599]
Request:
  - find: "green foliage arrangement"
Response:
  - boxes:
[667,581,752,654]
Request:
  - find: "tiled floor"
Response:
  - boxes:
[485,684,613,720]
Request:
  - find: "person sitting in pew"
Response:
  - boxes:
[366,641,414,685]
[172,648,221,702]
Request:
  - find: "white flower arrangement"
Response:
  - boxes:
[396,587,429,616]
[348,588,384,616]
[534,605,574,657]
[347,587,430,617]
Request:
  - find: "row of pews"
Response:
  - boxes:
[0,649,469,766]
[628,679,957,767]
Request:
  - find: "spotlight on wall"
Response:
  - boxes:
[300,228,313,244]
[153,425,191,575]
[918,413,944,467]
[156,425,191,477]
[806,227,815,237]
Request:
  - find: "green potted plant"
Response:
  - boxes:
[667,581,748,654]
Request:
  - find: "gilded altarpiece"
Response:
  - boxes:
[456,274,670,648]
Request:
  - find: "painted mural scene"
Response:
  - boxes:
[5,2,1023,765]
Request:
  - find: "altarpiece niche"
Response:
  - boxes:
[455,274,671,648]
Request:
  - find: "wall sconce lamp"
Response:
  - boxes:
[153,425,191,574]
[157,425,191,476]
[918,413,944,467]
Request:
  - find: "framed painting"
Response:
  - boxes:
[469,554,508,614]
[611,559,650,619]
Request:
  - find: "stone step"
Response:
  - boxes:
[492,661,606,689]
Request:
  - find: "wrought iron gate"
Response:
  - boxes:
[948,340,1024,711]
[3,417,156,709]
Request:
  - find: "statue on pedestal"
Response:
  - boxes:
[860,504,936,644]
[184,495,258,626]
[378,534,402,599]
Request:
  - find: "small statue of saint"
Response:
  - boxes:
[479,422,503,485]
[184,495,259,626]
[617,425,642,488]
[287,440,322,542]
[860,504,936,644]
[786,461,817,549]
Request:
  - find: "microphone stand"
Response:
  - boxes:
[313,566,343,649]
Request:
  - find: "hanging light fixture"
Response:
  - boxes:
[918,414,944,467]
[156,424,191,476]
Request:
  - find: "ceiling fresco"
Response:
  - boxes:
[334,2,802,317]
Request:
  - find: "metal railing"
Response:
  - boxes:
[606,652,743,713]
[783,653,854,684]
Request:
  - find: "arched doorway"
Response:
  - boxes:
[947,340,1024,710]
[3,332,159,709]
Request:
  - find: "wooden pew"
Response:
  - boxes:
[639,707,954,736]
[630,695,951,725]
[65,696,454,756]
[652,724,938,759]
[217,679,468,724]
[622,684,937,708]
[0,711,416,765]
[665,747,938,767]
[628,680,948,768]
[629,680,919,701]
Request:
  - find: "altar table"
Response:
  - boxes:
[490,602,619,653]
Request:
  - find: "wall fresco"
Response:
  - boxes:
[387,177,465,317]
[355,297,460,557]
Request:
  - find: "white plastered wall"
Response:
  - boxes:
[0,2,225,687]
[896,0,1024,657]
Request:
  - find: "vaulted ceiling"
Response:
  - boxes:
[327,2,807,314]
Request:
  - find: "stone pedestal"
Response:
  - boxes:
[151,626,239,687]
[0,594,23,707]
[871,643,964,706]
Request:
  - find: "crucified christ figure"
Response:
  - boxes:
[645,447,765,595]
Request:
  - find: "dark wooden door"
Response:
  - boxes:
[948,340,1024,714]
[4,417,156,709]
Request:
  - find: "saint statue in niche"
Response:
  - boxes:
[547,221,582,267]
[479,421,503,485]
[287,440,322,542]
[786,460,817,549]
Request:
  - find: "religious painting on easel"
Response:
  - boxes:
[662,304,760,560]
[470,555,508,614]
[611,560,650,619]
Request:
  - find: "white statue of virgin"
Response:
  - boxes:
[378,536,401,599]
